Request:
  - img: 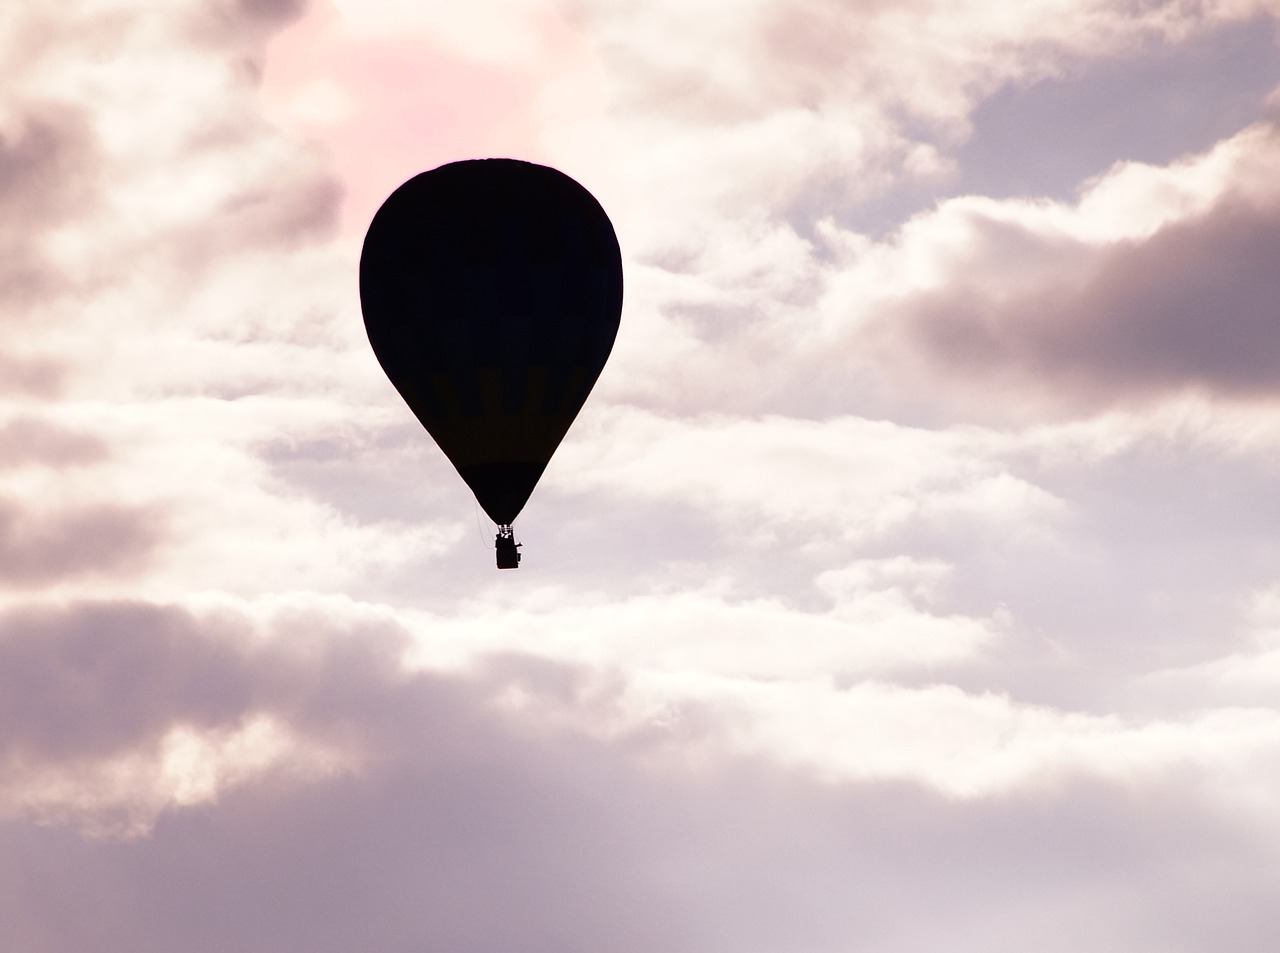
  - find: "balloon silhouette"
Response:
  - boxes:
[359,159,623,568]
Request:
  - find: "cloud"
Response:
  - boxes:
[853,121,1280,414]
[3,595,1280,951]
[0,499,161,584]
[0,602,258,762]
[401,566,1003,687]
[233,0,309,25]
[254,0,1280,432]
[559,0,1277,208]
[0,355,66,398]
[0,417,108,468]
[0,597,393,834]
[0,0,401,605]
[6,581,1274,847]
[5,768,1278,953]
[0,0,345,394]
[9,1,1280,950]
[262,0,1280,257]
[0,105,100,313]
[552,406,1063,542]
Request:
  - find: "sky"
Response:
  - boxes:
[5,0,1280,949]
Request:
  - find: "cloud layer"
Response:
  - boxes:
[861,122,1280,411]
[6,0,1280,950]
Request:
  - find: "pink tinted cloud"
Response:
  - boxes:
[858,132,1280,415]
[260,1,598,234]
[5,598,1280,952]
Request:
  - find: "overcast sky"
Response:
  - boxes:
[5,1,1280,949]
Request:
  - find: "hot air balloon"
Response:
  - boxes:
[359,159,623,569]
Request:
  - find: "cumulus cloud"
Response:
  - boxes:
[3,594,1280,951]
[844,121,1280,414]
[0,598,388,834]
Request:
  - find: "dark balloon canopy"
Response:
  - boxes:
[359,159,623,564]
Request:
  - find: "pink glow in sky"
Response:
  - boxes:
[261,0,602,232]
[6,1,1280,950]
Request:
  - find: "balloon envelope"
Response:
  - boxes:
[359,159,623,526]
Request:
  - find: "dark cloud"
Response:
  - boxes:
[0,354,65,398]
[0,108,96,220]
[0,418,108,468]
[0,500,162,584]
[233,0,309,24]
[0,599,1278,951]
[0,602,256,762]
[0,106,100,310]
[0,598,406,771]
[189,0,311,47]
[872,176,1280,412]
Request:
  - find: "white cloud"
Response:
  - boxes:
[553,407,1064,541]
[402,564,1002,683]
[696,677,1280,801]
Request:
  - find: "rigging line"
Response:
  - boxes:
[474,499,495,549]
